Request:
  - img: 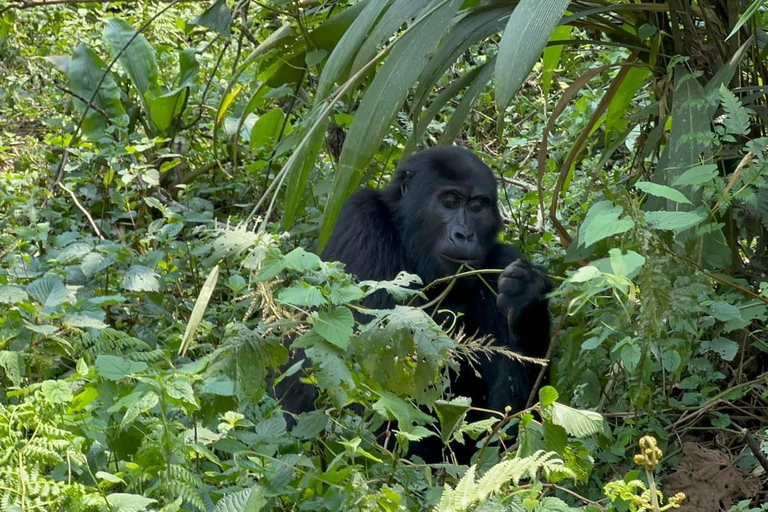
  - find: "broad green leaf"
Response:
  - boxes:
[278,282,326,308]
[283,247,321,271]
[64,314,107,330]
[320,0,463,248]
[548,402,603,438]
[250,107,288,150]
[0,352,23,386]
[179,265,219,357]
[542,24,573,99]
[644,211,705,232]
[709,301,741,322]
[213,485,266,512]
[291,409,329,439]
[145,89,187,135]
[191,0,233,36]
[372,389,434,428]
[662,349,682,373]
[165,378,198,408]
[95,355,148,381]
[67,44,128,140]
[120,391,160,428]
[103,18,160,97]
[105,493,157,511]
[317,0,391,99]
[122,265,161,292]
[0,285,28,304]
[578,201,635,247]
[312,307,355,349]
[607,249,645,279]
[41,380,73,404]
[671,164,718,187]
[700,337,739,361]
[327,283,365,305]
[27,276,69,309]
[620,342,641,372]
[635,181,692,205]
[434,397,471,443]
[201,375,235,396]
[539,386,559,407]
[495,0,570,114]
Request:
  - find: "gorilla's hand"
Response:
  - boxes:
[496,259,550,324]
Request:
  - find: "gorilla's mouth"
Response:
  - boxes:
[441,254,480,266]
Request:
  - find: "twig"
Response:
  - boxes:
[526,303,568,408]
[57,183,104,240]
[741,428,768,475]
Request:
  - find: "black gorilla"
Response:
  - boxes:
[321,146,551,418]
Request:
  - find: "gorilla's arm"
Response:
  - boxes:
[321,189,403,283]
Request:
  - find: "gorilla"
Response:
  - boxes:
[278,146,552,460]
[325,147,549,418]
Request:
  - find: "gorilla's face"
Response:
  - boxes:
[391,147,503,282]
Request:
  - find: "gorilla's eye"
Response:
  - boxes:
[468,198,488,213]
[441,193,460,209]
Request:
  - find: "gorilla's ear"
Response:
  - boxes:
[398,170,411,196]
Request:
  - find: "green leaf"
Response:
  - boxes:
[179,265,219,356]
[539,386,559,407]
[434,397,471,443]
[719,84,752,136]
[700,337,739,361]
[319,0,463,248]
[372,389,434,429]
[64,314,108,330]
[671,164,718,187]
[105,493,157,511]
[542,25,574,99]
[620,342,641,372]
[200,375,235,396]
[327,283,365,305]
[578,201,635,247]
[644,210,705,231]
[662,349,682,373]
[635,181,693,205]
[191,0,233,36]
[213,485,266,512]
[122,265,161,292]
[41,380,73,404]
[165,378,198,408]
[548,402,603,438]
[607,249,646,279]
[495,0,570,114]
[250,107,288,150]
[0,285,28,304]
[291,409,329,439]
[27,276,69,310]
[67,44,128,140]
[317,0,391,99]
[709,301,741,322]
[311,307,354,349]
[95,355,148,381]
[103,18,160,97]
[438,56,495,145]
[278,282,326,308]
[283,247,321,271]
[605,67,650,146]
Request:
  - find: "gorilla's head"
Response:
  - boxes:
[387,146,503,283]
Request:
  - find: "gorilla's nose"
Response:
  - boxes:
[449,226,475,245]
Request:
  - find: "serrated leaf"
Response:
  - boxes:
[105,493,157,512]
[0,285,28,304]
[165,378,197,408]
[607,248,646,279]
[27,276,69,309]
[539,386,559,407]
[719,84,752,136]
[278,282,326,308]
[662,349,682,373]
[709,301,741,322]
[122,265,160,292]
[201,375,235,396]
[644,210,705,231]
[635,181,692,205]
[213,485,265,512]
[495,0,570,113]
[620,342,641,372]
[191,0,233,36]
[64,314,107,330]
[327,283,365,305]
[95,355,148,381]
[700,337,739,361]
[671,164,718,187]
[41,380,73,404]
[283,247,321,271]
[311,307,354,349]
[549,402,603,438]
[81,252,114,277]
[578,201,635,247]
[291,409,329,440]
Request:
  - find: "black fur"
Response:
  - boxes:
[319,146,552,460]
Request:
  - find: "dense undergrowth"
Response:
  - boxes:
[1,0,768,510]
